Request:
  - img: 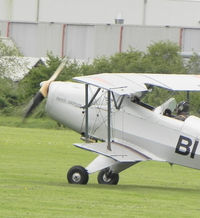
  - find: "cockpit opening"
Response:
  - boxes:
[133,96,190,121]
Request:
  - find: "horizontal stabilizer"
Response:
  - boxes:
[74,142,150,162]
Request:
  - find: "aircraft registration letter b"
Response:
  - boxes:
[175,135,199,158]
[175,135,192,156]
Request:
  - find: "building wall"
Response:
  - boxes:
[0,0,38,22]
[0,21,8,36]
[1,21,200,60]
[64,25,95,60]
[122,26,181,52]
[146,0,200,27]
[9,22,62,57]
[0,0,11,20]
[38,0,144,25]
[94,25,122,58]
[1,0,200,27]
[182,28,200,52]
[1,22,184,59]
[10,0,38,22]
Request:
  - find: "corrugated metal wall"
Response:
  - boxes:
[0,21,8,36]
[9,23,62,57]
[122,26,180,52]
[1,21,200,60]
[64,25,95,60]
[182,28,200,52]
[94,25,121,58]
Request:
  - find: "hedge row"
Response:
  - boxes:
[1,41,200,116]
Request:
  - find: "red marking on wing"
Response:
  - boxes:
[92,76,114,86]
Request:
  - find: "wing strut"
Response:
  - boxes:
[107,90,111,151]
[187,91,190,108]
[85,84,89,142]
[84,84,112,150]
[111,92,124,110]
[83,88,101,108]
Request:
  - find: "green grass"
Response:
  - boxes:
[1,124,200,217]
[0,115,63,129]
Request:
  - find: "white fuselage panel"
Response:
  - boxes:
[46,82,200,170]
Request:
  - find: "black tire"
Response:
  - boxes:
[67,166,89,184]
[97,168,119,185]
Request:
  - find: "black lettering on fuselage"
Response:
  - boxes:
[191,140,199,158]
[175,135,199,158]
[175,135,192,156]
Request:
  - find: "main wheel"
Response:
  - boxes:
[67,166,89,184]
[97,168,119,185]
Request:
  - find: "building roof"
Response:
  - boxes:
[0,56,45,81]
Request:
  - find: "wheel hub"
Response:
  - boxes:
[72,172,81,183]
[103,174,111,183]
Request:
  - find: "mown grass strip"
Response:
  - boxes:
[0,126,200,217]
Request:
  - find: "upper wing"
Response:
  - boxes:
[73,73,200,96]
[143,74,200,91]
[73,73,148,95]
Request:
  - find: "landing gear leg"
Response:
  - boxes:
[67,166,89,184]
[97,168,119,185]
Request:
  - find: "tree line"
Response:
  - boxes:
[1,39,200,117]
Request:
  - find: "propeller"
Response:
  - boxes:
[24,58,67,119]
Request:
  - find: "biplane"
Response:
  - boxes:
[24,60,200,185]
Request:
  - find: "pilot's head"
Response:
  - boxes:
[177,101,189,114]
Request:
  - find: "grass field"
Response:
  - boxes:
[1,121,200,217]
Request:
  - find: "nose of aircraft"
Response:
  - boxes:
[44,81,86,132]
[23,58,67,119]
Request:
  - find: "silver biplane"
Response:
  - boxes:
[25,61,200,185]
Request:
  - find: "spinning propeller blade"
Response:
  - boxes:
[24,58,67,118]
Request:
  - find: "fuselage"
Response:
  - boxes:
[46,81,200,170]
